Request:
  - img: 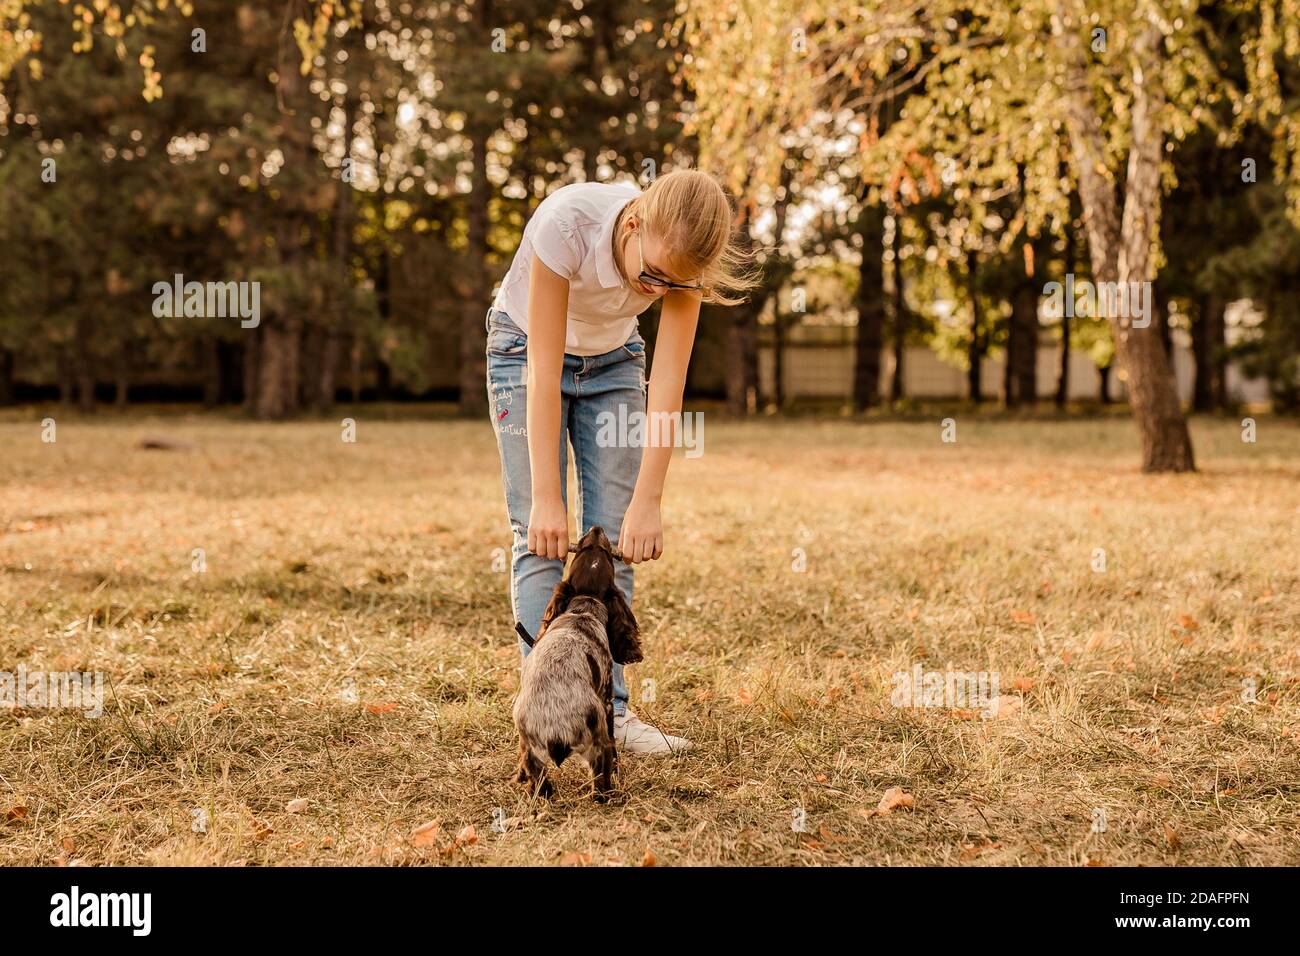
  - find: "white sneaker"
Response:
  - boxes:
[614,708,691,754]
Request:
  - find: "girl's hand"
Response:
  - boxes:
[528,495,569,560]
[617,495,663,564]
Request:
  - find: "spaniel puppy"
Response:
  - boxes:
[513,526,643,801]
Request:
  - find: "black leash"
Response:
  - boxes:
[515,621,536,648]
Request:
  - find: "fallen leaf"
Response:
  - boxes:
[364,701,398,714]
[640,849,657,867]
[410,820,441,848]
[61,837,75,853]
[455,824,478,847]
[736,687,753,705]
[814,773,828,783]
[1010,609,1036,625]
[560,851,592,866]
[877,787,914,813]
[818,826,852,844]
[959,838,1000,860]
[989,695,1023,718]
[1163,823,1181,849]
[1011,676,1036,693]
[286,798,309,814]
[6,805,28,823]
[1177,613,1199,631]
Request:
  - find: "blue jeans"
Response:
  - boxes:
[485,307,646,716]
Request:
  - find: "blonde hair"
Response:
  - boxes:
[626,169,760,306]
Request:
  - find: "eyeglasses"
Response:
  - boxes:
[635,231,702,292]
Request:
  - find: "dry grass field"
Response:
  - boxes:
[1,407,1298,866]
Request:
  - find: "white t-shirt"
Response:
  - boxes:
[492,181,657,356]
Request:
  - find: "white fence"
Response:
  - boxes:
[758,342,1269,404]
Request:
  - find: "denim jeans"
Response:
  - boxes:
[485,306,646,716]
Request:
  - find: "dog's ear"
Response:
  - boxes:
[605,585,643,665]
[537,580,574,639]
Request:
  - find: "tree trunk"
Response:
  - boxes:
[57,352,75,407]
[349,333,363,403]
[1056,186,1079,408]
[254,324,284,419]
[375,357,393,402]
[301,323,338,413]
[458,124,491,416]
[311,59,357,415]
[243,332,260,411]
[726,198,763,415]
[1008,165,1039,407]
[75,323,95,413]
[1053,11,1194,471]
[1098,362,1113,404]
[0,348,14,406]
[1154,285,1174,360]
[220,342,243,404]
[76,368,95,413]
[767,164,794,411]
[202,335,222,408]
[1008,283,1039,406]
[254,317,302,419]
[773,310,785,409]
[314,331,340,411]
[853,203,885,410]
[890,212,906,402]
[726,300,761,415]
[966,250,984,403]
[255,10,311,420]
[1192,293,1226,412]
[1056,306,1072,407]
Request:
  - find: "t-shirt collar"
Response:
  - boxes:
[596,195,636,290]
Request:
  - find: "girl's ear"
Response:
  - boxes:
[605,586,643,665]
[538,581,574,639]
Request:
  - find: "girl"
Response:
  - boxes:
[486,169,755,753]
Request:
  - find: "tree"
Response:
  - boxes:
[676,0,1299,468]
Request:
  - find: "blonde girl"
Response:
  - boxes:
[486,169,755,752]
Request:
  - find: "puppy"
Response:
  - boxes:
[513,526,643,800]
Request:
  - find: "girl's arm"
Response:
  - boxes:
[618,288,702,564]
[525,255,571,560]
